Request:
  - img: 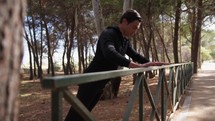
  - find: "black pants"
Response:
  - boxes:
[64,79,109,121]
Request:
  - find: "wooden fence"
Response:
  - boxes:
[41,62,193,121]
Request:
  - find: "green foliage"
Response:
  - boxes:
[53,62,61,71]
[201,30,215,47]
[181,46,191,62]
[134,0,176,16]
[201,30,215,60]
[201,47,212,61]
[100,0,123,26]
[210,49,215,60]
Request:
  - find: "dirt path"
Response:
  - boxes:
[172,63,215,121]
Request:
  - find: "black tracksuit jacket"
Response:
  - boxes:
[84,26,149,73]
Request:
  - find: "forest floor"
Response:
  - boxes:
[18,73,174,121]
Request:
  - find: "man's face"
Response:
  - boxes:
[124,20,141,37]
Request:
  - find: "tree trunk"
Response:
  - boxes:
[77,24,83,73]
[62,31,67,74]
[194,0,203,73]
[92,0,104,35]
[100,77,122,100]
[28,0,40,78]
[123,0,133,12]
[191,0,203,73]
[43,17,55,76]
[26,12,37,78]
[0,0,26,121]
[191,0,196,71]
[152,36,159,61]
[145,0,153,59]
[28,44,34,80]
[153,26,171,62]
[140,25,147,56]
[66,12,75,75]
[24,30,34,80]
[38,0,44,78]
[173,0,181,63]
[62,18,70,74]
[84,35,88,70]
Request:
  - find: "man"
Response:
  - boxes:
[65,9,167,121]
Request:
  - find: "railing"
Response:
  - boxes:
[41,62,193,121]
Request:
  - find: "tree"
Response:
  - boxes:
[191,0,203,73]
[123,0,133,12]
[173,0,182,63]
[24,30,34,80]
[0,0,26,121]
[92,0,104,35]
[25,0,43,78]
[40,1,55,76]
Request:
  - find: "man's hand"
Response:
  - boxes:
[129,61,169,68]
[141,62,169,67]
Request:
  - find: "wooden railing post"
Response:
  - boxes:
[160,69,165,121]
[139,73,144,121]
[51,89,63,121]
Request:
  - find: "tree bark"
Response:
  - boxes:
[123,0,133,12]
[92,0,104,35]
[173,0,181,63]
[42,15,55,76]
[66,10,75,75]
[24,30,34,80]
[28,0,40,78]
[0,0,26,121]
[144,0,153,59]
[153,26,171,62]
[77,24,83,73]
[38,0,44,78]
[194,0,203,73]
[191,0,203,73]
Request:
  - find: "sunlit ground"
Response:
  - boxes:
[172,62,215,121]
[201,62,215,70]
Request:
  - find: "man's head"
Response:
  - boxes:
[120,9,142,24]
[119,9,142,37]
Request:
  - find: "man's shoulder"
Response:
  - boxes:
[103,26,120,35]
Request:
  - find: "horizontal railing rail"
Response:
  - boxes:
[41,62,193,121]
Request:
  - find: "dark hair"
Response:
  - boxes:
[120,9,142,24]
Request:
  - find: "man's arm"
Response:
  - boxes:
[126,41,149,64]
[126,41,168,68]
[100,30,131,67]
[129,61,169,68]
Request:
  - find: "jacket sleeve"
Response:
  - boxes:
[99,31,131,67]
[126,42,149,64]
